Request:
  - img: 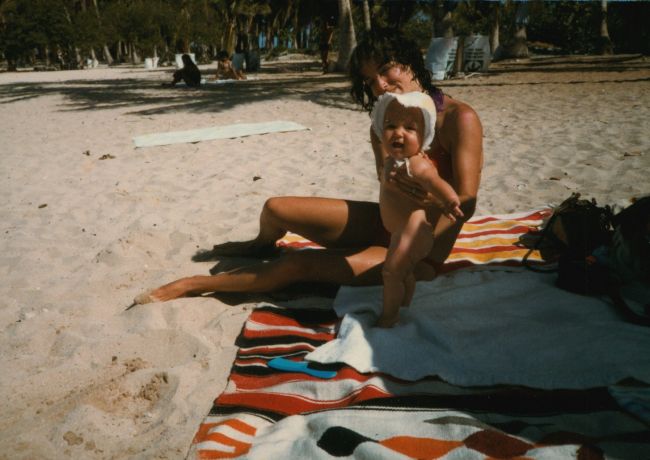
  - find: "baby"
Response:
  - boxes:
[372,92,464,327]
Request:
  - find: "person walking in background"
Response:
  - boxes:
[319,17,335,73]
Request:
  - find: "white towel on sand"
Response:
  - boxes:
[133,120,308,148]
[306,269,650,389]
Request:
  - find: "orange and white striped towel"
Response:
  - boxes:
[277,208,553,270]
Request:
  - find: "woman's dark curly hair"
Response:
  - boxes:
[349,28,437,113]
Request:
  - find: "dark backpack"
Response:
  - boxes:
[524,193,650,326]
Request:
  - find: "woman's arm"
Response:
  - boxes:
[448,104,483,214]
[429,103,483,263]
[370,127,386,182]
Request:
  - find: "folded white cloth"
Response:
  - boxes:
[306,269,650,389]
[133,120,308,148]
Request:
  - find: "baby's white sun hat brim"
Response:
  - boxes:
[371,91,437,149]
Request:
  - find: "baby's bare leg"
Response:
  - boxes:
[380,211,433,327]
[403,272,416,307]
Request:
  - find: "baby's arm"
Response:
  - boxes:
[408,154,463,221]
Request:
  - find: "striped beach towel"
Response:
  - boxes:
[189,305,649,459]
[277,208,553,271]
[189,210,650,458]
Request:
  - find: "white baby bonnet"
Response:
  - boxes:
[371,91,437,149]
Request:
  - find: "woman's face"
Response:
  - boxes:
[359,59,422,98]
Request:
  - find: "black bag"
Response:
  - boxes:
[524,193,614,295]
[524,193,650,326]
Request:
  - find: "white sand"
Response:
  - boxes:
[1,55,648,458]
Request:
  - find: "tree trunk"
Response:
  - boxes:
[362,0,371,32]
[291,6,299,48]
[509,1,529,58]
[490,4,500,56]
[335,0,356,72]
[451,35,465,77]
[224,20,237,54]
[131,43,141,64]
[599,0,613,55]
[62,4,82,68]
[441,10,454,38]
[91,0,113,64]
[101,44,112,65]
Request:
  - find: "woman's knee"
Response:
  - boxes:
[262,196,291,223]
[460,196,477,220]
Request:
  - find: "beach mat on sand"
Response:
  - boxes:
[188,209,650,459]
[133,121,308,148]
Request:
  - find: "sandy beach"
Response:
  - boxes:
[1,54,649,458]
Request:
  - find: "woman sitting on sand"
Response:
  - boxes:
[169,54,201,87]
[135,30,483,326]
[215,51,246,81]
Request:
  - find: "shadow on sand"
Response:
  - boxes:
[0,60,357,115]
[445,53,650,88]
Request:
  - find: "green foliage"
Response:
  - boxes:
[608,2,650,55]
[450,1,492,37]
[74,9,104,52]
[401,12,433,50]
[1,0,647,70]
[103,0,176,55]
[527,0,602,54]
[0,0,74,64]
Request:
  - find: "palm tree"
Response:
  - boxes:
[90,0,113,64]
[599,0,613,55]
[509,0,529,58]
[490,2,501,59]
[362,0,370,32]
[335,0,355,71]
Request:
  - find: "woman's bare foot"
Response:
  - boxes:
[192,240,279,261]
[133,278,196,305]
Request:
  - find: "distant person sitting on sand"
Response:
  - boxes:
[215,51,246,80]
[373,91,463,327]
[169,54,201,87]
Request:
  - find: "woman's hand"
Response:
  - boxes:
[387,160,434,206]
[388,159,464,223]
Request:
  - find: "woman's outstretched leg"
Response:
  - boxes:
[206,196,383,257]
[135,245,389,304]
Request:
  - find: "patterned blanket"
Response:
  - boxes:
[189,210,650,459]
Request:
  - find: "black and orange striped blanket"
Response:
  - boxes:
[189,210,650,459]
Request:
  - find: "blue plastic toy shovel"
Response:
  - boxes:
[268,357,337,379]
